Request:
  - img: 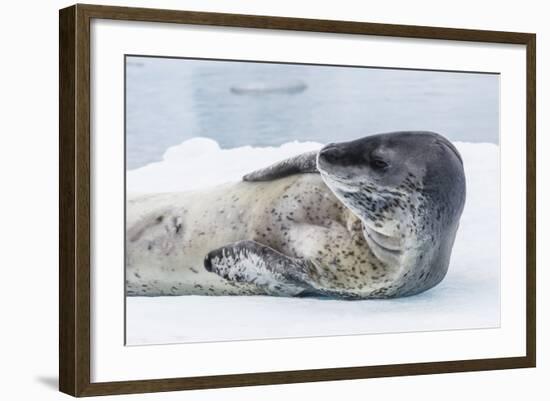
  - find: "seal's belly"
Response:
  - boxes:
[127,185,256,295]
[126,175,347,296]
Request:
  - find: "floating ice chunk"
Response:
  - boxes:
[230,80,307,95]
[127,138,323,194]
[126,138,501,344]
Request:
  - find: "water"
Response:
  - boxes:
[126,56,499,170]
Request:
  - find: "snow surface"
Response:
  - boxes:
[126,138,499,345]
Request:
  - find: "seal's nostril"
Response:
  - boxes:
[320,146,344,163]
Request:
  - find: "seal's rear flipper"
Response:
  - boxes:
[243,150,319,182]
[203,240,316,296]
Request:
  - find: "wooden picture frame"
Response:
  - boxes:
[59,3,536,397]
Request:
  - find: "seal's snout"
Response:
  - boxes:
[319,144,346,164]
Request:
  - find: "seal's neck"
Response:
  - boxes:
[361,222,406,265]
[321,172,434,265]
[340,189,430,266]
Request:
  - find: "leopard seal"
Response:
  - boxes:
[126,131,465,299]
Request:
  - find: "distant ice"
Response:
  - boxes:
[126,138,500,345]
[127,137,323,194]
[230,80,307,95]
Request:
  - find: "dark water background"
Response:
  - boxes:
[126,56,499,170]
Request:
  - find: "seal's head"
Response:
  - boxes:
[318,131,466,296]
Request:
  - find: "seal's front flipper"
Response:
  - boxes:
[243,150,319,182]
[204,240,316,296]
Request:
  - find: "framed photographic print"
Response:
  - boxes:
[59,4,536,397]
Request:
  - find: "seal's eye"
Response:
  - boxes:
[371,158,389,170]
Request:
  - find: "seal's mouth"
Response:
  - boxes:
[319,171,361,193]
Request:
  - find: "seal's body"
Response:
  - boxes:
[127,175,361,296]
[126,131,466,299]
